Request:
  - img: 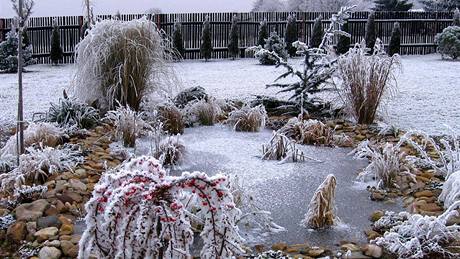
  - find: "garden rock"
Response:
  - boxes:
[38,246,62,259]
[34,227,59,242]
[7,221,27,242]
[37,216,62,229]
[15,199,49,221]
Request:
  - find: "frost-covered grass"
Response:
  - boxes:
[1,55,459,134]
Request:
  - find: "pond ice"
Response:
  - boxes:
[150,125,404,247]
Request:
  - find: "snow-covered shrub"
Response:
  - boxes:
[173,86,209,109]
[156,103,185,135]
[439,170,460,208]
[0,214,15,230]
[0,123,66,157]
[13,185,47,204]
[44,97,100,129]
[227,105,267,132]
[153,135,186,166]
[0,30,34,73]
[78,156,244,259]
[262,131,306,163]
[302,174,337,229]
[248,31,288,65]
[73,17,177,111]
[0,156,15,174]
[106,106,148,147]
[183,98,222,126]
[0,145,82,194]
[374,202,460,259]
[396,129,460,179]
[350,140,412,189]
[337,39,401,124]
[435,26,460,60]
[279,117,334,146]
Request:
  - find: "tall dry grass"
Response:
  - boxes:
[337,40,401,124]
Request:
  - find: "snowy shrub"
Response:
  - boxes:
[337,39,401,124]
[248,31,288,65]
[350,140,411,189]
[0,30,34,73]
[0,123,66,158]
[44,97,100,129]
[106,106,148,148]
[13,185,48,204]
[0,145,82,194]
[227,105,267,132]
[262,131,306,163]
[78,156,244,259]
[73,17,177,111]
[439,170,460,208]
[435,26,460,60]
[374,202,460,259]
[279,117,334,146]
[396,129,460,179]
[256,250,289,259]
[0,156,15,174]
[173,86,209,109]
[153,135,186,166]
[302,174,337,229]
[156,103,185,135]
[183,98,222,126]
[0,214,15,230]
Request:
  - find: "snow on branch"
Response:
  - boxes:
[78,156,245,259]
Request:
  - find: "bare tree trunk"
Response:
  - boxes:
[17,0,25,164]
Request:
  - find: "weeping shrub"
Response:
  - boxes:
[73,17,177,111]
[337,40,401,124]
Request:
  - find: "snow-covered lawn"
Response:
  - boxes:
[0,54,459,134]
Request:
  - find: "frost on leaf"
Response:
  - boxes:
[78,156,244,259]
[302,174,337,229]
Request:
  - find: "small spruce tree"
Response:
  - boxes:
[453,8,460,26]
[22,28,30,48]
[0,31,34,73]
[365,12,377,53]
[373,0,414,11]
[228,15,240,60]
[200,16,213,61]
[258,19,269,46]
[336,20,350,55]
[173,21,185,59]
[50,20,64,65]
[310,16,324,48]
[388,22,401,56]
[285,14,298,57]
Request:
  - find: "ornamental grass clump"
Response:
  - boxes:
[78,156,244,259]
[156,103,185,135]
[439,170,460,209]
[106,106,148,148]
[262,131,306,163]
[73,17,177,111]
[278,117,334,146]
[227,105,267,132]
[44,96,100,129]
[337,40,401,124]
[184,98,222,126]
[153,135,186,166]
[302,174,337,229]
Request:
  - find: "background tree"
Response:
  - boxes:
[200,16,213,61]
[420,0,460,11]
[252,0,285,12]
[373,0,414,11]
[285,14,298,56]
[310,16,324,48]
[0,31,33,72]
[22,28,30,48]
[336,20,350,54]
[454,8,460,26]
[50,19,63,65]
[388,22,401,56]
[288,0,352,12]
[228,15,240,60]
[365,12,376,53]
[173,21,185,59]
[258,19,269,46]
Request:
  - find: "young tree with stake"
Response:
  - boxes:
[173,21,185,59]
[200,16,213,61]
[365,12,376,53]
[285,14,298,57]
[388,22,401,56]
[258,19,269,46]
[310,16,324,48]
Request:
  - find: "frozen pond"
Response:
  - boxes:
[147,126,403,247]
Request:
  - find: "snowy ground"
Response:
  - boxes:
[0,55,459,134]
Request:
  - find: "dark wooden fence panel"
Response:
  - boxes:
[0,11,455,63]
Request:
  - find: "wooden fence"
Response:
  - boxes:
[0,11,455,63]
